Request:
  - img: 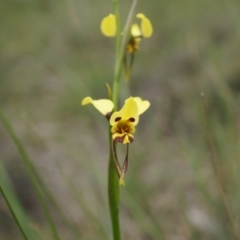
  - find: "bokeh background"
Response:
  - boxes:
[1,0,240,239]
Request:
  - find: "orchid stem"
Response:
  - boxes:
[112,0,138,108]
[108,0,138,239]
[108,131,121,240]
[108,0,121,237]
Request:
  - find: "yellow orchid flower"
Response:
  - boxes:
[82,96,150,185]
[82,96,150,143]
[110,97,139,144]
[100,13,153,82]
[126,13,153,53]
[100,13,153,48]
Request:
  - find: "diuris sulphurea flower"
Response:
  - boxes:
[100,13,153,40]
[82,96,150,185]
[100,13,153,81]
[82,96,150,143]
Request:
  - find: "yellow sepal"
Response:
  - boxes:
[136,13,153,38]
[100,14,116,37]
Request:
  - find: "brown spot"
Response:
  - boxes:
[129,117,135,122]
[116,127,121,133]
[105,112,112,120]
[115,117,121,122]
[123,125,130,132]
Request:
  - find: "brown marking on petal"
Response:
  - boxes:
[116,126,121,133]
[115,117,121,122]
[112,140,122,178]
[129,117,135,122]
[114,136,124,143]
[128,136,134,143]
[105,112,112,120]
[126,37,142,53]
[123,125,130,132]
[114,134,134,144]
[122,143,129,173]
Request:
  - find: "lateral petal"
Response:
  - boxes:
[81,97,114,115]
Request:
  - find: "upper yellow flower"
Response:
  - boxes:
[100,13,153,39]
[81,96,150,144]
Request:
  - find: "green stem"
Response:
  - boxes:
[0,184,30,240]
[112,0,121,63]
[108,1,138,239]
[111,0,121,110]
[108,0,121,239]
[0,108,61,240]
[108,0,137,240]
[112,0,138,107]
[108,130,121,240]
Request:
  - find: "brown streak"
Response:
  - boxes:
[112,140,122,178]
[122,143,129,173]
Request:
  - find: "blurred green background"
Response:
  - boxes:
[1,0,240,239]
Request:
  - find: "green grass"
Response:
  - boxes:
[1,0,240,239]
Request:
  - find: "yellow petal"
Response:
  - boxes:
[81,97,114,115]
[136,13,153,38]
[100,14,116,37]
[110,97,139,126]
[131,24,142,37]
[132,97,150,115]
